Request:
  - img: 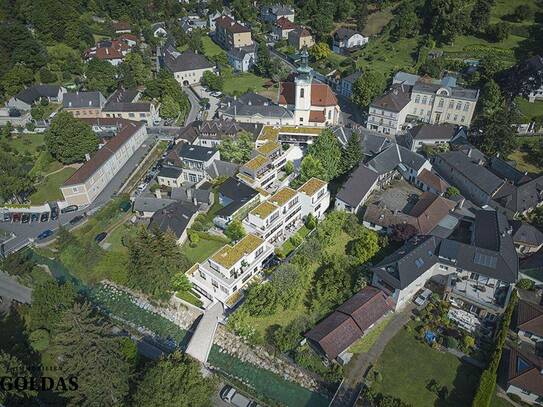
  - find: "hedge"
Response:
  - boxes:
[472,290,518,407]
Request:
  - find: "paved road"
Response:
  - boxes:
[191,85,220,120]
[0,271,32,304]
[0,135,157,255]
[183,86,201,125]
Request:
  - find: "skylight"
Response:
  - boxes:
[473,252,497,268]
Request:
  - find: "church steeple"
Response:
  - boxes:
[296,47,313,84]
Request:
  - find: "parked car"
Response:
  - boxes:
[95,232,108,243]
[69,215,85,225]
[414,288,432,307]
[40,212,49,222]
[61,205,78,214]
[220,385,258,407]
[2,213,11,222]
[51,207,59,220]
[21,213,30,223]
[37,229,54,240]
[12,213,21,222]
[136,183,147,193]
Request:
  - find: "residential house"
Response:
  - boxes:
[186,234,275,306]
[175,143,220,184]
[118,33,138,47]
[208,9,233,31]
[288,27,314,50]
[501,347,543,404]
[151,22,167,38]
[227,44,257,72]
[157,166,184,188]
[163,46,215,85]
[510,220,543,255]
[335,165,380,213]
[213,177,260,229]
[367,84,411,136]
[298,177,330,219]
[517,55,543,103]
[61,120,147,206]
[112,21,131,34]
[8,85,66,111]
[84,39,131,65]
[333,125,391,158]
[63,91,106,118]
[148,201,199,245]
[332,28,368,53]
[180,15,207,33]
[415,168,450,196]
[513,298,543,344]
[338,71,362,98]
[188,119,263,147]
[260,4,295,23]
[372,209,518,315]
[404,123,465,152]
[304,286,394,363]
[215,15,253,50]
[102,88,160,125]
[133,197,176,218]
[273,17,296,40]
[392,71,421,87]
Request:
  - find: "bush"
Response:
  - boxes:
[516,278,535,290]
[445,336,459,350]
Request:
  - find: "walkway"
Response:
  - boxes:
[330,305,414,407]
[0,271,32,304]
[186,301,223,363]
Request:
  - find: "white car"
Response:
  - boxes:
[220,385,258,407]
[414,288,432,306]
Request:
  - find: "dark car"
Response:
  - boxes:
[21,213,30,223]
[12,213,21,222]
[37,229,54,240]
[3,213,11,222]
[40,212,49,222]
[95,232,108,243]
[69,215,85,225]
[31,213,39,222]
[51,207,59,221]
[61,205,78,214]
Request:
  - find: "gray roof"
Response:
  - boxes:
[342,70,362,84]
[149,202,198,238]
[228,44,256,60]
[408,123,460,141]
[108,88,139,103]
[367,144,428,175]
[269,4,294,15]
[371,85,411,113]
[334,28,361,40]
[134,197,176,213]
[336,164,379,208]
[63,91,105,109]
[15,85,63,104]
[158,166,182,179]
[216,177,258,218]
[179,143,216,162]
[392,71,421,86]
[412,81,479,101]
[164,46,214,72]
[333,125,390,157]
[510,220,543,247]
[103,102,152,112]
[493,176,543,215]
[220,102,293,119]
[206,160,239,179]
[489,156,532,186]
[436,151,504,196]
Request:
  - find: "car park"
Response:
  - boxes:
[51,207,59,220]
[36,229,54,240]
[69,215,85,225]
[220,385,258,407]
[414,288,432,307]
[21,213,30,223]
[61,205,78,214]
[95,232,108,243]
[40,212,49,222]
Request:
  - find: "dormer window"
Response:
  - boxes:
[300,88,304,98]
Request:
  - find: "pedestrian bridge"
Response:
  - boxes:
[185,301,223,363]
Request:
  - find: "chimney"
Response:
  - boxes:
[467,148,472,158]
[85,153,91,161]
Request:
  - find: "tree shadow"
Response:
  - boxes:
[434,361,481,407]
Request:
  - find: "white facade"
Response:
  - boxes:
[332,33,368,53]
[367,105,410,136]
[409,89,477,127]
[174,66,214,86]
[529,85,543,103]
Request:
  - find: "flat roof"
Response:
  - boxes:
[298,177,326,196]
[251,201,278,219]
[270,187,297,206]
[257,125,324,142]
[244,154,269,171]
[257,141,281,155]
[210,234,264,269]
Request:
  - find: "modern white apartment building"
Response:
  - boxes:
[298,177,330,219]
[238,140,286,190]
[187,234,274,306]
[61,120,147,206]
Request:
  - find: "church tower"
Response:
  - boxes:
[294,47,312,124]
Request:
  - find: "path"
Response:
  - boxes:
[330,306,414,407]
[186,301,223,363]
[183,86,201,125]
[44,163,81,178]
[0,271,32,304]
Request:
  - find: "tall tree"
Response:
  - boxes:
[133,351,215,407]
[308,129,343,180]
[27,280,77,333]
[45,111,99,164]
[473,107,518,157]
[0,150,34,201]
[422,0,469,44]
[85,59,118,95]
[470,0,493,33]
[118,53,151,88]
[347,228,379,264]
[480,80,505,117]
[341,131,363,173]
[351,71,386,107]
[218,131,253,163]
[311,254,354,314]
[225,219,245,241]
[0,351,37,405]
[297,154,326,185]
[52,302,130,406]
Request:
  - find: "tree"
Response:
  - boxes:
[85,58,117,95]
[225,219,245,241]
[52,302,130,406]
[171,272,192,293]
[486,23,510,43]
[271,263,303,308]
[352,71,385,107]
[254,40,272,77]
[445,186,460,198]
[470,0,492,33]
[393,2,422,39]
[311,254,354,313]
[355,2,369,32]
[347,229,379,264]
[473,108,518,157]
[1,64,34,96]
[201,71,223,92]
[310,42,331,61]
[308,129,343,181]
[118,53,151,88]
[305,213,317,230]
[480,80,505,117]
[45,111,98,164]
[27,280,77,333]
[422,0,469,44]
[133,351,215,407]
[284,160,295,175]
[517,278,535,290]
[1,249,36,276]
[390,223,418,242]
[297,154,326,186]
[160,94,181,120]
[0,352,37,405]
[479,55,502,82]
[218,131,253,163]
[341,131,363,173]
[510,5,533,22]
[312,14,334,40]
[0,148,34,200]
[127,227,191,299]
[244,283,279,316]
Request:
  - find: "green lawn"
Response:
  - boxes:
[348,316,392,355]
[104,223,139,254]
[490,0,541,26]
[30,167,77,204]
[222,73,270,96]
[508,150,542,174]
[372,327,481,406]
[362,7,394,36]
[181,234,229,265]
[202,36,226,59]
[5,134,45,156]
[280,226,311,257]
[491,391,516,407]
[516,97,543,121]
[176,290,204,308]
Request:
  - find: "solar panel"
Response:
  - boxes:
[415,258,424,268]
[473,252,497,268]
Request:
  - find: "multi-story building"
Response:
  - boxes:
[163,46,215,86]
[238,140,286,190]
[332,28,368,54]
[8,85,66,112]
[273,17,296,40]
[288,27,314,50]
[63,91,106,118]
[260,4,295,23]
[61,120,147,206]
[367,85,411,135]
[102,88,160,126]
[338,71,362,98]
[187,234,275,306]
[215,16,253,50]
[298,177,330,219]
[177,143,221,184]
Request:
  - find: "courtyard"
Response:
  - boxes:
[368,178,422,213]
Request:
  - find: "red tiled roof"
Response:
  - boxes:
[409,192,456,234]
[215,15,251,33]
[112,21,131,31]
[63,121,145,186]
[275,16,296,30]
[118,33,138,43]
[417,169,449,194]
[95,47,123,60]
[278,82,338,107]
[504,347,543,398]
[309,110,325,123]
[515,300,543,338]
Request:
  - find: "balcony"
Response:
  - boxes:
[446,274,510,313]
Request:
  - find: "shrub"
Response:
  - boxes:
[516,278,535,290]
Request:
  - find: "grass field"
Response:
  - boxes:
[222,73,270,96]
[516,97,543,120]
[348,316,392,355]
[30,167,77,204]
[490,0,541,26]
[104,223,140,254]
[355,35,419,77]
[362,7,394,36]
[509,150,542,174]
[491,392,516,407]
[181,234,229,265]
[5,134,45,156]
[372,326,481,406]
[202,36,226,58]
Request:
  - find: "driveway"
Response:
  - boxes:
[190,85,220,120]
[182,86,201,125]
[0,271,32,304]
[0,135,157,256]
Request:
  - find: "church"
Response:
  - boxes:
[219,48,341,127]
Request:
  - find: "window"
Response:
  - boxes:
[128,112,135,118]
[415,95,420,103]
[328,110,331,119]
[422,96,427,104]
[212,279,219,288]
[72,187,79,193]
[456,102,462,110]
[300,88,304,98]
[453,114,458,121]
[199,270,206,280]
[448,101,454,109]
[464,102,470,112]
[438,99,444,108]
[439,264,449,271]
[461,115,465,122]
[299,117,303,122]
